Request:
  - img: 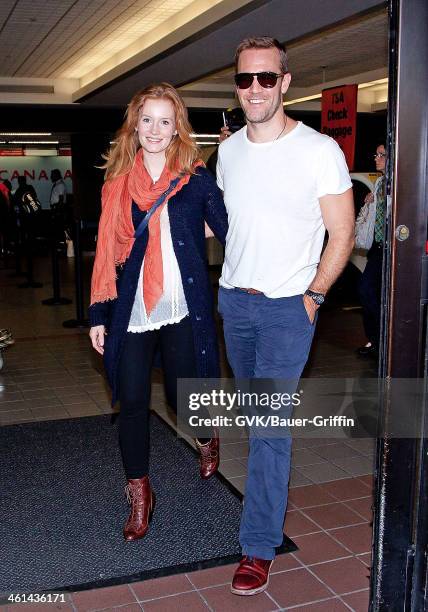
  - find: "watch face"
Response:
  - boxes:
[306,290,324,305]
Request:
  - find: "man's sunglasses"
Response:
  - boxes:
[234,71,284,89]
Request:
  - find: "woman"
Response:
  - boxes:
[89,83,228,541]
[357,143,386,357]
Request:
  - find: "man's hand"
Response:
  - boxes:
[302,294,318,324]
[89,325,106,355]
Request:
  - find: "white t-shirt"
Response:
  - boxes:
[127,203,189,332]
[216,121,352,297]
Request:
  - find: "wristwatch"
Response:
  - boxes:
[304,289,325,306]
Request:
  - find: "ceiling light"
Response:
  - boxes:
[8,140,59,144]
[284,94,321,106]
[196,141,219,145]
[0,132,52,136]
[284,78,389,107]
[358,78,388,89]
[191,133,219,138]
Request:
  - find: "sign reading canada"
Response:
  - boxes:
[321,84,358,171]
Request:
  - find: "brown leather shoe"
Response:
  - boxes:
[231,556,273,596]
[195,429,220,479]
[123,476,155,541]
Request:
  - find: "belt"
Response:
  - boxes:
[237,287,264,295]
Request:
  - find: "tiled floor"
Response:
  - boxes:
[0,255,376,610]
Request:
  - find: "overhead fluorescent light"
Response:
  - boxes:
[358,78,388,90]
[191,133,219,138]
[8,140,59,144]
[284,78,389,107]
[284,94,321,106]
[0,132,52,136]
[196,141,219,145]
[25,149,58,156]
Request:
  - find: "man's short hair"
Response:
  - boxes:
[235,37,289,73]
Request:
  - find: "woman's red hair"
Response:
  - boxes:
[102,82,199,179]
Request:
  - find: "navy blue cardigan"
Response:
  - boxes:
[89,167,228,405]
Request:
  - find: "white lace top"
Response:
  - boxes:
[127,203,189,332]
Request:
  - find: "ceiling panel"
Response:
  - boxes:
[0,0,197,79]
[183,10,388,95]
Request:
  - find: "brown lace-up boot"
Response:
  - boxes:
[123,476,156,541]
[195,428,220,479]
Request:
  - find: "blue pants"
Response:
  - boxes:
[218,287,316,560]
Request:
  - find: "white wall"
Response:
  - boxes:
[0,156,72,209]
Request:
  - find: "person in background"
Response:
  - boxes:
[357,144,386,357]
[0,180,12,257]
[89,83,228,542]
[49,169,69,248]
[13,176,42,288]
[49,169,66,208]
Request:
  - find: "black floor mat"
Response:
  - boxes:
[0,413,296,597]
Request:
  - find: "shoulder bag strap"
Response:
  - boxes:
[134,177,180,239]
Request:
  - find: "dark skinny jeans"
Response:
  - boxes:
[117,315,210,479]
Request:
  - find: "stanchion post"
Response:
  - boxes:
[63,218,89,328]
[42,208,72,305]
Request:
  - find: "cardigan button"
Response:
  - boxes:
[201,349,206,355]
[178,240,185,246]
[196,315,202,321]
[187,277,194,284]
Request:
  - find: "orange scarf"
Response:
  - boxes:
[90,149,202,314]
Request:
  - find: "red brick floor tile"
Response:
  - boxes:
[344,497,373,521]
[103,606,142,612]
[284,510,321,537]
[310,557,370,594]
[199,584,275,611]
[288,485,336,509]
[266,568,332,608]
[71,585,136,610]
[358,474,374,489]
[356,552,372,570]
[289,598,350,611]
[303,502,365,530]
[319,477,371,501]
[271,552,302,573]
[293,532,350,566]
[187,564,235,589]
[342,589,370,611]
[142,591,208,611]
[131,574,193,601]
[329,523,372,555]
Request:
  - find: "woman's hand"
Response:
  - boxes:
[205,222,214,238]
[364,192,374,205]
[89,325,106,355]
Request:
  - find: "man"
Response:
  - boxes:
[49,169,67,208]
[216,37,354,596]
[49,169,68,248]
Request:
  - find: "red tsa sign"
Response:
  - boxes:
[321,84,358,171]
